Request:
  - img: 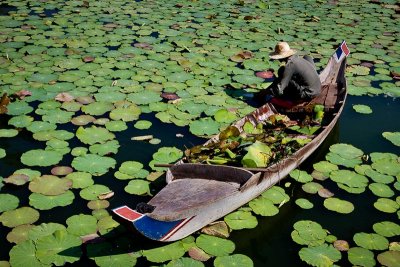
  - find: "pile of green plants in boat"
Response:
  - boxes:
[184,106,325,168]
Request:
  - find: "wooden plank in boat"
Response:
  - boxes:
[148,178,240,221]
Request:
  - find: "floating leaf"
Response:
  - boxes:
[167,257,204,267]
[76,126,115,145]
[124,180,151,195]
[6,224,34,244]
[369,183,395,198]
[4,174,30,186]
[29,175,72,196]
[371,159,400,176]
[189,118,220,136]
[302,182,323,194]
[0,207,39,228]
[142,242,186,263]
[373,221,400,237]
[295,198,314,209]
[0,129,18,138]
[65,172,94,189]
[21,149,63,167]
[292,220,327,246]
[109,105,141,121]
[323,198,354,214]
[72,154,116,176]
[382,132,400,147]
[249,197,279,216]
[80,184,111,201]
[134,120,152,130]
[0,194,19,212]
[9,240,43,267]
[348,247,376,267]
[66,214,98,236]
[196,234,235,257]
[242,141,272,168]
[289,169,313,183]
[261,186,290,204]
[377,251,400,267]
[224,210,257,230]
[299,244,341,267]
[35,229,82,266]
[214,254,253,267]
[353,104,373,114]
[333,240,349,251]
[354,232,389,250]
[29,191,75,210]
[329,170,368,189]
[28,223,66,242]
[374,198,399,213]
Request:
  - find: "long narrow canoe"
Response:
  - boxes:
[113,41,349,242]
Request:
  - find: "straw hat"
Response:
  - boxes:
[269,42,297,59]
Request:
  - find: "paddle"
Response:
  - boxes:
[154,163,272,173]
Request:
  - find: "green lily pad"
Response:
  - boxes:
[6,224,35,244]
[353,104,373,114]
[134,120,152,130]
[292,220,327,246]
[8,115,33,128]
[374,198,399,213]
[65,172,94,189]
[249,197,279,216]
[313,161,339,175]
[127,91,162,105]
[105,120,128,132]
[66,214,98,236]
[302,182,324,194]
[142,242,186,263]
[329,170,369,188]
[88,200,109,210]
[214,109,237,124]
[76,126,115,145]
[109,105,141,121]
[323,197,354,214]
[354,232,389,250]
[0,129,18,137]
[289,169,313,183]
[9,240,44,267]
[224,210,258,230]
[124,180,151,195]
[371,159,400,176]
[80,184,111,201]
[28,223,67,242]
[4,173,30,186]
[0,194,19,212]
[242,141,272,168]
[35,229,82,266]
[82,101,113,116]
[299,244,341,267]
[382,132,400,147]
[89,140,120,156]
[21,149,63,167]
[261,186,290,204]
[214,254,253,267]
[29,175,72,196]
[6,101,33,116]
[166,257,204,267]
[196,234,235,257]
[326,152,362,168]
[377,251,400,267]
[373,221,400,237]
[348,247,376,267]
[365,169,395,184]
[295,198,314,209]
[369,183,395,197]
[72,154,116,176]
[0,207,40,228]
[189,118,220,136]
[29,191,75,210]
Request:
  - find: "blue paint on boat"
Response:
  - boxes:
[133,215,183,240]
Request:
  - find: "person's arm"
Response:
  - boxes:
[272,62,294,96]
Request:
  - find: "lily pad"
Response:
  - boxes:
[323,197,354,214]
[29,175,72,196]
[196,234,235,257]
[371,159,400,176]
[289,169,313,183]
[0,194,19,212]
[124,180,151,195]
[261,186,290,204]
[374,198,399,213]
[142,242,186,263]
[295,198,314,209]
[80,184,111,201]
[9,240,44,267]
[28,223,67,242]
[65,172,94,189]
[76,126,115,145]
[66,214,98,236]
[302,182,324,194]
[6,224,35,244]
[72,154,116,176]
[0,207,40,228]
[21,149,63,167]
[369,183,395,197]
[249,197,279,216]
[242,141,272,168]
[382,132,400,147]
[377,251,400,267]
[29,191,75,210]
[224,210,258,230]
[299,244,341,267]
[353,104,373,114]
[134,120,152,130]
[214,254,253,267]
[348,247,376,267]
[353,232,389,250]
[373,221,400,237]
[35,229,82,266]
[189,118,220,136]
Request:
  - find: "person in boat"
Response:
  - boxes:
[255,42,321,105]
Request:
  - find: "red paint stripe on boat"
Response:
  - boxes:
[113,206,144,222]
[160,217,194,241]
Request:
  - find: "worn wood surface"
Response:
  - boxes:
[148,178,240,221]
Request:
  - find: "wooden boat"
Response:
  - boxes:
[113,41,349,242]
